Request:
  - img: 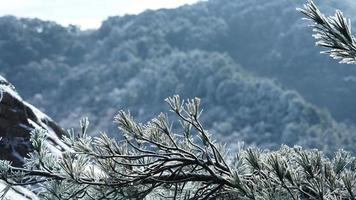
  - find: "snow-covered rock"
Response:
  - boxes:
[0,76,67,166]
[0,75,67,199]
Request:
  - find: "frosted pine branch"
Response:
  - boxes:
[298,0,356,64]
[0,96,356,199]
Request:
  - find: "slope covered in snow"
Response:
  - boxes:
[0,75,67,199]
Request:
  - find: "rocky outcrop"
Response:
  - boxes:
[0,76,67,167]
[0,76,68,199]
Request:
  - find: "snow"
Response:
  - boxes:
[23,102,47,121]
[1,84,22,102]
[24,102,71,152]
[0,88,3,103]
[0,76,22,102]
[0,181,39,200]
[28,119,64,157]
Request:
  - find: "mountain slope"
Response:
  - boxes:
[0,76,67,167]
[0,76,70,199]
[97,0,356,121]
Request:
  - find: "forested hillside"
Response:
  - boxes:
[1,0,356,154]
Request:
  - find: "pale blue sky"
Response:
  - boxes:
[0,0,199,29]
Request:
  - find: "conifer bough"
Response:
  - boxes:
[0,95,356,199]
[298,0,356,64]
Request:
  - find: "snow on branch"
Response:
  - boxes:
[298,0,356,64]
[0,95,356,199]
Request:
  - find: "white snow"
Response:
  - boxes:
[1,85,22,102]
[0,181,39,200]
[25,102,71,152]
[0,88,3,103]
[28,119,67,157]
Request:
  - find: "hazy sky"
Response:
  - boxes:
[0,0,199,29]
